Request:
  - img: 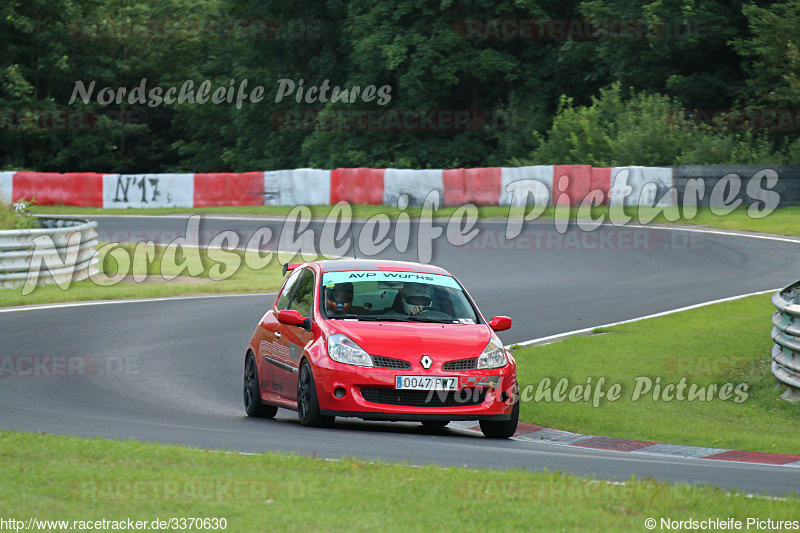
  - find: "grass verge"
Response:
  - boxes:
[0,431,797,530]
[0,243,287,308]
[514,293,799,454]
[0,199,37,230]
[31,204,800,238]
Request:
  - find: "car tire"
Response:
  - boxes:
[421,420,449,429]
[297,361,334,427]
[479,394,519,439]
[244,353,278,418]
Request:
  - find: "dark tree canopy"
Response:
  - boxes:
[1,0,798,172]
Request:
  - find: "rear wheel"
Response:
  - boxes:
[297,361,334,427]
[243,354,278,418]
[421,420,449,429]
[479,395,519,439]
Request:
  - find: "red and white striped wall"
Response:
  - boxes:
[1,166,676,208]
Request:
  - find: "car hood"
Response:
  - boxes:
[325,320,493,360]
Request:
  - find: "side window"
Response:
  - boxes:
[288,270,315,317]
[276,268,304,311]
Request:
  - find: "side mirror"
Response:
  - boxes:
[489,316,512,332]
[278,310,310,329]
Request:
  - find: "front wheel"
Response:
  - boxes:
[479,395,519,439]
[297,361,334,427]
[243,354,278,418]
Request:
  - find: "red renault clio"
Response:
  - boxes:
[243,259,518,438]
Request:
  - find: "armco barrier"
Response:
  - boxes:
[0,217,99,290]
[770,281,800,402]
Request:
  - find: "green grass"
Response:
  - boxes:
[514,293,800,454]
[0,200,38,230]
[32,203,481,218]
[31,204,800,237]
[0,243,288,307]
[0,431,797,530]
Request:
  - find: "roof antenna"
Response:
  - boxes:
[350,213,358,260]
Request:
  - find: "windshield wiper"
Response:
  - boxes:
[330,315,454,324]
[330,315,407,322]
[355,316,409,322]
[404,316,457,324]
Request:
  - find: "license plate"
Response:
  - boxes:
[395,375,458,390]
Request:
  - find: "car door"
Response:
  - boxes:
[255,267,304,402]
[274,268,316,400]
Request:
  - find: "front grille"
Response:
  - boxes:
[371,355,412,369]
[360,387,486,407]
[443,358,478,371]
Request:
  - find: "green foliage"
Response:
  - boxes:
[522,83,792,166]
[734,1,800,107]
[0,197,38,230]
[0,0,796,171]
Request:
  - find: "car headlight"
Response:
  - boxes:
[477,337,507,369]
[327,334,373,367]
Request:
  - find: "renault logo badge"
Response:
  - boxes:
[420,355,432,369]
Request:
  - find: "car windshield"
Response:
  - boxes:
[320,270,480,324]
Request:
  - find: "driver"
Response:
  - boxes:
[325,282,353,314]
[400,283,432,316]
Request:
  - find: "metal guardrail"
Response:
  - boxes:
[771,281,800,401]
[0,217,99,290]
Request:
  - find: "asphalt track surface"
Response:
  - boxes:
[2,215,800,496]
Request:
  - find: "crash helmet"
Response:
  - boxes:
[401,283,432,314]
[326,282,353,313]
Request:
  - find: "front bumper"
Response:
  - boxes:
[318,410,511,421]
[313,356,517,421]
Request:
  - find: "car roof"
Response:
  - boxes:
[313,259,451,276]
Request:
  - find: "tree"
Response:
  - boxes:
[521,83,786,166]
[735,0,800,107]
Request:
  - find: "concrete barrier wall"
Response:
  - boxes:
[0,172,12,202]
[673,165,800,208]
[4,165,798,209]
